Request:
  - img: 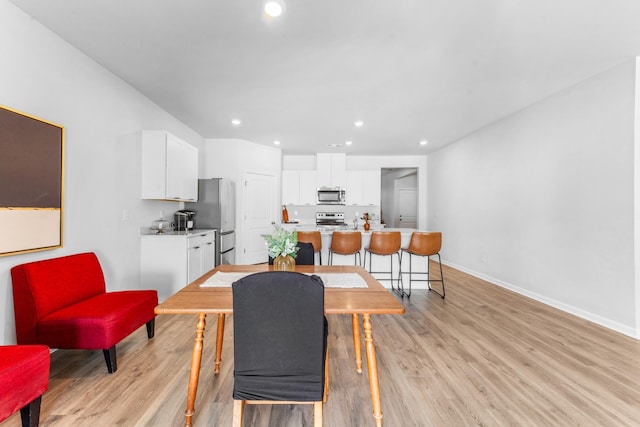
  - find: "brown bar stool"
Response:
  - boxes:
[328,231,362,265]
[400,231,445,298]
[297,230,323,265]
[363,231,402,291]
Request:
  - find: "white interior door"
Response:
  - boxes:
[397,188,417,228]
[242,172,277,264]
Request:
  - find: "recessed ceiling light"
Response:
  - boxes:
[264,1,283,17]
[231,119,241,126]
[354,120,364,128]
[327,143,342,148]
[420,140,428,146]
[345,140,353,146]
[273,140,281,145]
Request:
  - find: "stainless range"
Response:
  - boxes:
[316,212,348,229]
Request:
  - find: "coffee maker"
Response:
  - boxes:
[174,209,196,231]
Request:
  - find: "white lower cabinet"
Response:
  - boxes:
[187,231,216,283]
[141,230,216,301]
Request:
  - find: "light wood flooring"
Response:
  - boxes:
[3,264,640,426]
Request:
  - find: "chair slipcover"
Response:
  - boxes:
[232,271,327,402]
[297,231,323,265]
[295,242,315,265]
[268,242,315,265]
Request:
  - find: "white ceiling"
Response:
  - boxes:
[9,0,640,155]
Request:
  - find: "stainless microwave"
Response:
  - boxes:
[317,187,346,205]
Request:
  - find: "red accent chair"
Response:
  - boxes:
[11,252,158,374]
[0,345,50,427]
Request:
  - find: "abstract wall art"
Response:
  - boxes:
[0,105,64,256]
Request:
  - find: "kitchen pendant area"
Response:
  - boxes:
[281,153,424,230]
[281,153,382,229]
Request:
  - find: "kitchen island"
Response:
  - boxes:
[283,225,430,289]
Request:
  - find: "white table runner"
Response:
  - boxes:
[201,271,368,288]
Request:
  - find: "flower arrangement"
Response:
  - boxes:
[262,225,299,259]
[361,213,371,222]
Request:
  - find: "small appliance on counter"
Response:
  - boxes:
[150,218,173,234]
[174,209,196,231]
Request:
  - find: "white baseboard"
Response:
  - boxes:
[441,259,638,339]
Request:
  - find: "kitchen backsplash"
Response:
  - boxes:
[284,205,381,225]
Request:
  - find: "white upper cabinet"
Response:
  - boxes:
[316,153,346,188]
[180,142,198,201]
[346,170,381,206]
[282,170,301,205]
[282,170,317,205]
[299,171,318,204]
[361,170,381,205]
[141,130,198,201]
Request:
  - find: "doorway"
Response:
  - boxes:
[242,172,277,264]
[381,168,418,229]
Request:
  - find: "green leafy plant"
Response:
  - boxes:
[262,225,299,259]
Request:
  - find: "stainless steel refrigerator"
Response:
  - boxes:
[185,178,235,265]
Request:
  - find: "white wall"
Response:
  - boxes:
[635,57,640,336]
[428,60,638,337]
[0,1,204,344]
[203,139,282,264]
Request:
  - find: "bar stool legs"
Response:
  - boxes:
[400,231,446,299]
[401,251,445,298]
[364,249,401,293]
[328,250,361,266]
[363,231,402,293]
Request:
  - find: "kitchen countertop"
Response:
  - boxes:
[284,225,411,234]
[140,228,217,236]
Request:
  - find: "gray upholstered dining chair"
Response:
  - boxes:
[297,230,323,265]
[268,241,315,265]
[231,271,329,426]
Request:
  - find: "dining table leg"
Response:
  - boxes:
[214,313,225,374]
[184,313,206,427]
[351,313,362,373]
[362,314,383,427]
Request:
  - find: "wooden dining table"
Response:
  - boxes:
[154,264,405,427]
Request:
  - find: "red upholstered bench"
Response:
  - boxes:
[0,345,50,427]
[11,252,158,374]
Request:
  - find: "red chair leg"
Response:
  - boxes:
[103,346,117,374]
[146,318,155,338]
[20,395,42,427]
